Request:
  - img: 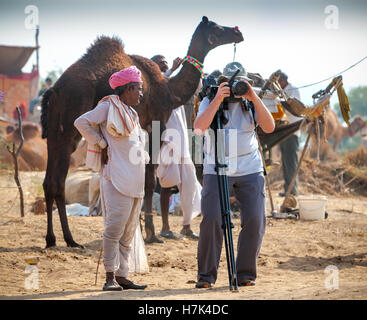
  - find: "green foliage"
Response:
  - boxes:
[334,86,367,119]
[338,136,362,154]
[40,67,63,90]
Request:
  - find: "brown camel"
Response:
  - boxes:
[310,105,366,159]
[40,16,243,248]
[0,123,47,171]
[0,123,87,171]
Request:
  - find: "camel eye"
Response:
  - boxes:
[213,26,224,36]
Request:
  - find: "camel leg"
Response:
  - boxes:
[57,141,84,248]
[144,163,163,244]
[44,176,56,248]
[44,136,83,248]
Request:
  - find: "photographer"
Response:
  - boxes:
[193,62,274,288]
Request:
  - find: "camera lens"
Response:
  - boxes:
[232,80,249,96]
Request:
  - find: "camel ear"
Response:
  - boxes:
[202,16,209,24]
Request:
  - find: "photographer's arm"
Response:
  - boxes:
[194,82,230,134]
[243,84,275,133]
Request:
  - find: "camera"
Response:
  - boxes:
[229,80,249,96]
[199,70,249,102]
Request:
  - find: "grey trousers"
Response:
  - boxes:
[100,176,142,277]
[197,172,266,283]
[280,134,299,194]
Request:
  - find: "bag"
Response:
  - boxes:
[157,141,181,188]
[128,225,150,274]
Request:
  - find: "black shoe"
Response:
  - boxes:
[180,229,199,240]
[102,281,122,291]
[160,230,179,239]
[115,276,147,290]
[103,272,122,291]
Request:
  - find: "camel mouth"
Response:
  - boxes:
[233,28,244,43]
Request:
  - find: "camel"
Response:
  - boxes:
[0,123,48,171]
[0,123,87,171]
[310,105,366,159]
[40,16,244,248]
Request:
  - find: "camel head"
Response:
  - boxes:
[349,115,366,135]
[192,16,244,55]
[165,17,244,110]
[7,122,41,142]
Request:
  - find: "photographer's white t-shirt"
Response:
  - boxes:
[197,97,263,177]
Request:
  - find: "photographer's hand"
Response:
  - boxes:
[194,82,230,134]
[215,82,231,103]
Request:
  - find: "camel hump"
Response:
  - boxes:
[81,36,125,64]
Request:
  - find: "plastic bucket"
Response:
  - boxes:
[298,196,327,220]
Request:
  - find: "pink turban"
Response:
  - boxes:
[109,66,143,89]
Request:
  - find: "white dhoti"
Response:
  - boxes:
[100,176,143,277]
[178,158,202,226]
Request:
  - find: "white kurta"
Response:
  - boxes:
[74,98,147,277]
[74,100,146,198]
[159,105,202,225]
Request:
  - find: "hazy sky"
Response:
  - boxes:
[1,0,366,105]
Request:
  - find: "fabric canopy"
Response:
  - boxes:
[0,45,38,75]
[257,119,304,153]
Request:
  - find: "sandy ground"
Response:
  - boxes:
[0,169,366,300]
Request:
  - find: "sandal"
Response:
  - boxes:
[238,279,255,287]
[195,279,212,289]
[160,230,178,239]
[180,229,199,240]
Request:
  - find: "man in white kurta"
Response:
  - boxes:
[151,55,202,240]
[160,103,202,238]
[74,66,148,291]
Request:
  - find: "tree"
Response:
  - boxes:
[39,67,63,91]
[333,85,367,152]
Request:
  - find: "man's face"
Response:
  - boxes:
[155,57,169,73]
[278,78,287,89]
[128,83,143,106]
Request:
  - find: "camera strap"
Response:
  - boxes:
[240,99,257,128]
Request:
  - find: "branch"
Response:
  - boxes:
[6,107,25,217]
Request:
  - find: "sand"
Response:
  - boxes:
[0,167,366,300]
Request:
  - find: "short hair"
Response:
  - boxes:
[151,55,165,63]
[279,72,288,82]
[45,77,52,83]
[114,82,138,96]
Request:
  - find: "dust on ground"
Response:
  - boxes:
[0,149,366,300]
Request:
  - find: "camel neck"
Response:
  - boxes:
[186,31,208,63]
[166,27,209,108]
